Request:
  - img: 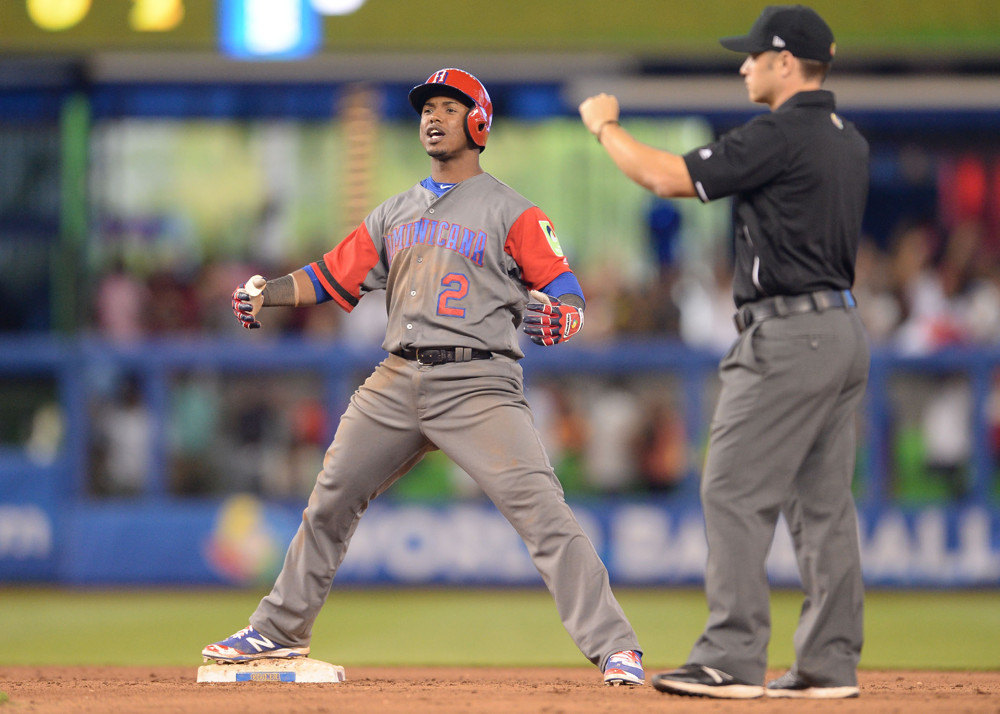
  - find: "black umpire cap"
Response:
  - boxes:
[720,5,836,62]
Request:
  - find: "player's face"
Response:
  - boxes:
[419,96,474,159]
[740,51,780,105]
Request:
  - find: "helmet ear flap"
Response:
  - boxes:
[466,105,490,148]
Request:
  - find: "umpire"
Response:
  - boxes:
[580,4,870,700]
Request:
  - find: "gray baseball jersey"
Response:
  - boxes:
[307,172,571,358]
[248,171,641,671]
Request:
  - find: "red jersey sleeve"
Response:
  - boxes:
[310,223,381,312]
[504,206,572,290]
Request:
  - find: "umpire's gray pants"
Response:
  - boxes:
[687,308,869,686]
[250,354,640,670]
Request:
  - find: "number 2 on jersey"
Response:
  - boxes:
[437,273,469,317]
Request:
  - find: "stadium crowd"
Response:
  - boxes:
[79,150,1000,502]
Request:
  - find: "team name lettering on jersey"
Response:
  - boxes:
[385,217,488,267]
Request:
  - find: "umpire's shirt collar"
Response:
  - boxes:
[774,88,836,113]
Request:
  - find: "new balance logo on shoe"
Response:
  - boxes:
[245,633,276,653]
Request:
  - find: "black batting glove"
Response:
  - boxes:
[231,284,262,330]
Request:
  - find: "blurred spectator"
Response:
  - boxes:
[893,220,1000,354]
[90,375,152,496]
[93,257,151,340]
[300,304,344,338]
[633,401,688,492]
[270,396,328,499]
[939,154,990,239]
[921,377,972,499]
[675,257,738,353]
[170,374,222,495]
[146,269,201,334]
[25,402,63,465]
[226,395,285,494]
[582,381,640,492]
[527,382,589,495]
[573,269,623,342]
[647,197,683,270]
[852,237,900,344]
[863,145,938,253]
[623,275,682,337]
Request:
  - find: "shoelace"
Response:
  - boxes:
[228,626,252,641]
[608,651,640,667]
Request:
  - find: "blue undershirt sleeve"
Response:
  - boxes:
[542,271,585,308]
[303,264,333,304]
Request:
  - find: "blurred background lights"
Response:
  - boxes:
[310,0,367,15]
[245,0,303,55]
[220,0,321,60]
[129,0,185,32]
[26,0,91,31]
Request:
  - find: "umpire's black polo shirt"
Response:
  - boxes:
[683,90,869,308]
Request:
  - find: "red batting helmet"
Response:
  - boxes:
[408,68,493,149]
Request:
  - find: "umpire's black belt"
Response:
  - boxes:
[734,289,856,334]
[395,347,493,366]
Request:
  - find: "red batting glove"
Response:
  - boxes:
[523,294,584,346]
[231,284,262,330]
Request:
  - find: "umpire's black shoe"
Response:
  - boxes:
[650,664,764,699]
[766,671,860,699]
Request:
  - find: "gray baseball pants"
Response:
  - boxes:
[687,307,869,686]
[250,353,640,669]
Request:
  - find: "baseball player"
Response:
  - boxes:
[580,5,869,700]
[203,68,644,686]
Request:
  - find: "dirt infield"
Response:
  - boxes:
[1,666,998,713]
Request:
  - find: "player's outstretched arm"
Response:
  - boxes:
[579,93,696,199]
[231,269,317,330]
[522,290,584,346]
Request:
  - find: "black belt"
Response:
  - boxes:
[395,347,493,366]
[734,289,856,334]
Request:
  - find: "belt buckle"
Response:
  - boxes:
[416,348,445,366]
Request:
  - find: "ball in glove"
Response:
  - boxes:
[232,275,266,330]
[523,290,584,346]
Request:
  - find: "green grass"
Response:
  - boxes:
[0,587,997,670]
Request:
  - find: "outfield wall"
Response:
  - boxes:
[1,494,997,588]
[28,498,1000,588]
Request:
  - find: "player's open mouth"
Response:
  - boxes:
[427,129,444,142]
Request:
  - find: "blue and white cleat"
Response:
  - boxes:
[201,625,310,663]
[603,649,644,686]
